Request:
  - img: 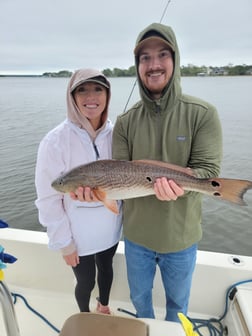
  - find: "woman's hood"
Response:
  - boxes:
[66,68,111,139]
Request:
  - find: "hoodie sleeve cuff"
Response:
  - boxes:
[61,241,77,256]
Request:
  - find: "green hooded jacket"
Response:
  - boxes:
[112,23,223,253]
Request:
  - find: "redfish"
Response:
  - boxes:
[51,159,252,214]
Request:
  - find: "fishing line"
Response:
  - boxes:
[123,0,172,112]
[159,0,172,23]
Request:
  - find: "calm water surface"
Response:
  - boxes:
[0,76,251,256]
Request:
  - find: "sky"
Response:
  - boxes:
[1,0,252,75]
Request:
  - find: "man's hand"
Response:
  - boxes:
[70,186,99,202]
[154,177,184,201]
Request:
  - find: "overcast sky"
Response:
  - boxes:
[1,0,252,74]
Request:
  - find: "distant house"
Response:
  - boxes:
[197,72,207,76]
[246,68,252,75]
[209,67,228,76]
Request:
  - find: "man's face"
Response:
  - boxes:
[138,39,174,99]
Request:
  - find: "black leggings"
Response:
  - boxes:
[72,243,118,312]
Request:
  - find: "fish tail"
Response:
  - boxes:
[210,178,252,205]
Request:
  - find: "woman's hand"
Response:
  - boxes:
[70,186,99,202]
[63,251,79,267]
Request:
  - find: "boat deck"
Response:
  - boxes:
[0,285,186,335]
[1,228,252,336]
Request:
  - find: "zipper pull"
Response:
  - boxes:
[155,103,161,114]
[93,143,100,159]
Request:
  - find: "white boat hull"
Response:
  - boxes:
[1,228,252,335]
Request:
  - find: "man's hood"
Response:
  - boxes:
[134,23,181,107]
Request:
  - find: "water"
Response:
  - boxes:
[0,76,252,256]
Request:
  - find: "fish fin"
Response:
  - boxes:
[133,159,194,176]
[209,178,252,205]
[93,189,119,214]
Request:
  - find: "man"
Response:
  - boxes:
[112,23,222,322]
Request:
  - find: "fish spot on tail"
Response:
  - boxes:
[211,180,220,187]
[146,176,152,182]
[210,177,252,206]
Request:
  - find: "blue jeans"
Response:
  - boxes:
[124,238,197,322]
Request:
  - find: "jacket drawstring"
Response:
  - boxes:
[93,143,100,160]
[155,102,162,160]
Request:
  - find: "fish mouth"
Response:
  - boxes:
[51,180,57,189]
[51,178,64,191]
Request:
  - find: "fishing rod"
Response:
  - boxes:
[123,0,172,112]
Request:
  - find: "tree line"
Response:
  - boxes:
[42,64,252,78]
[103,64,252,77]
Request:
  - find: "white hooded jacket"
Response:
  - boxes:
[35,69,122,256]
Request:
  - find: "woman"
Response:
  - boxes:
[35,69,122,314]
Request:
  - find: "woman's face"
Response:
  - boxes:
[73,82,107,130]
